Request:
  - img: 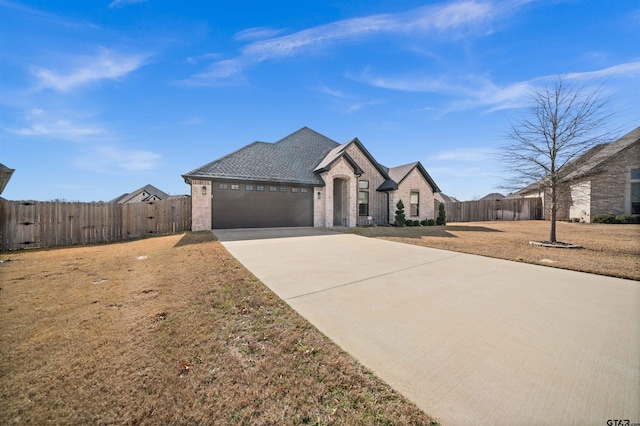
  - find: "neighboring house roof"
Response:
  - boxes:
[479,192,505,201]
[0,163,15,195]
[184,127,340,185]
[388,162,441,193]
[435,193,459,203]
[519,126,640,194]
[563,126,640,181]
[111,184,170,203]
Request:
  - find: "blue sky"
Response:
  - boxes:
[1,0,639,202]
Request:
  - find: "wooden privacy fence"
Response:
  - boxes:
[435,197,543,223]
[0,197,191,251]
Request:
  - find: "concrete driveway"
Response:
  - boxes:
[214,228,640,426]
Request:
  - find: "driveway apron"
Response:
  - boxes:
[214,228,640,426]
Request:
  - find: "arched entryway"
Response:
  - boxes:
[333,177,348,226]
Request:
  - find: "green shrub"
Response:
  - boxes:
[413,220,420,226]
[591,214,616,224]
[436,203,446,225]
[420,219,428,226]
[394,200,406,227]
[427,219,436,226]
[405,219,414,227]
[615,214,638,224]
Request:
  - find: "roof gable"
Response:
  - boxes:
[314,137,394,190]
[111,184,170,203]
[388,162,441,193]
[183,127,340,185]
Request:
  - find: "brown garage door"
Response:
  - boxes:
[211,181,313,228]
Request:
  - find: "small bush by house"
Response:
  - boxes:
[615,214,638,224]
[395,200,406,227]
[436,203,446,226]
[591,214,616,224]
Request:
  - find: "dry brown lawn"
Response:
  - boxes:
[0,233,438,425]
[348,220,640,281]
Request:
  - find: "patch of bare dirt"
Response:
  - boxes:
[0,234,438,425]
[348,221,640,281]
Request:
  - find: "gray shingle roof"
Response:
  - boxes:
[0,163,15,195]
[519,126,640,194]
[183,127,340,185]
[479,192,505,201]
[563,126,640,181]
[110,184,170,203]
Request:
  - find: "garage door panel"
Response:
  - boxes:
[211,182,313,228]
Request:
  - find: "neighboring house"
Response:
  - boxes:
[0,163,15,195]
[434,192,459,204]
[110,184,170,204]
[182,127,440,230]
[518,126,640,222]
[479,193,505,201]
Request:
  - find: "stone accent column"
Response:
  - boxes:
[190,179,212,231]
[313,186,326,227]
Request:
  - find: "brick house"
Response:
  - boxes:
[110,184,170,204]
[519,126,640,222]
[182,127,440,230]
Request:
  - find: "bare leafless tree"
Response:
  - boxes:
[501,77,613,242]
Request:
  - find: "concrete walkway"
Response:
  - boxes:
[214,228,640,426]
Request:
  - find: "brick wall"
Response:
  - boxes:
[390,168,435,224]
[344,144,389,226]
[589,142,640,216]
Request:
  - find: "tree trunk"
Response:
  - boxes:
[549,204,557,242]
[549,184,557,243]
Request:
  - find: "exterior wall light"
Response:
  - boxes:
[317,191,321,199]
[202,185,207,195]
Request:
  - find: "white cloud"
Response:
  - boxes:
[430,147,496,161]
[183,116,204,125]
[181,0,522,85]
[177,59,247,86]
[75,145,161,173]
[358,60,640,112]
[317,85,347,99]
[4,109,104,141]
[234,27,286,41]
[185,53,220,64]
[347,100,383,112]
[108,0,148,9]
[32,48,147,91]
[561,61,640,81]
